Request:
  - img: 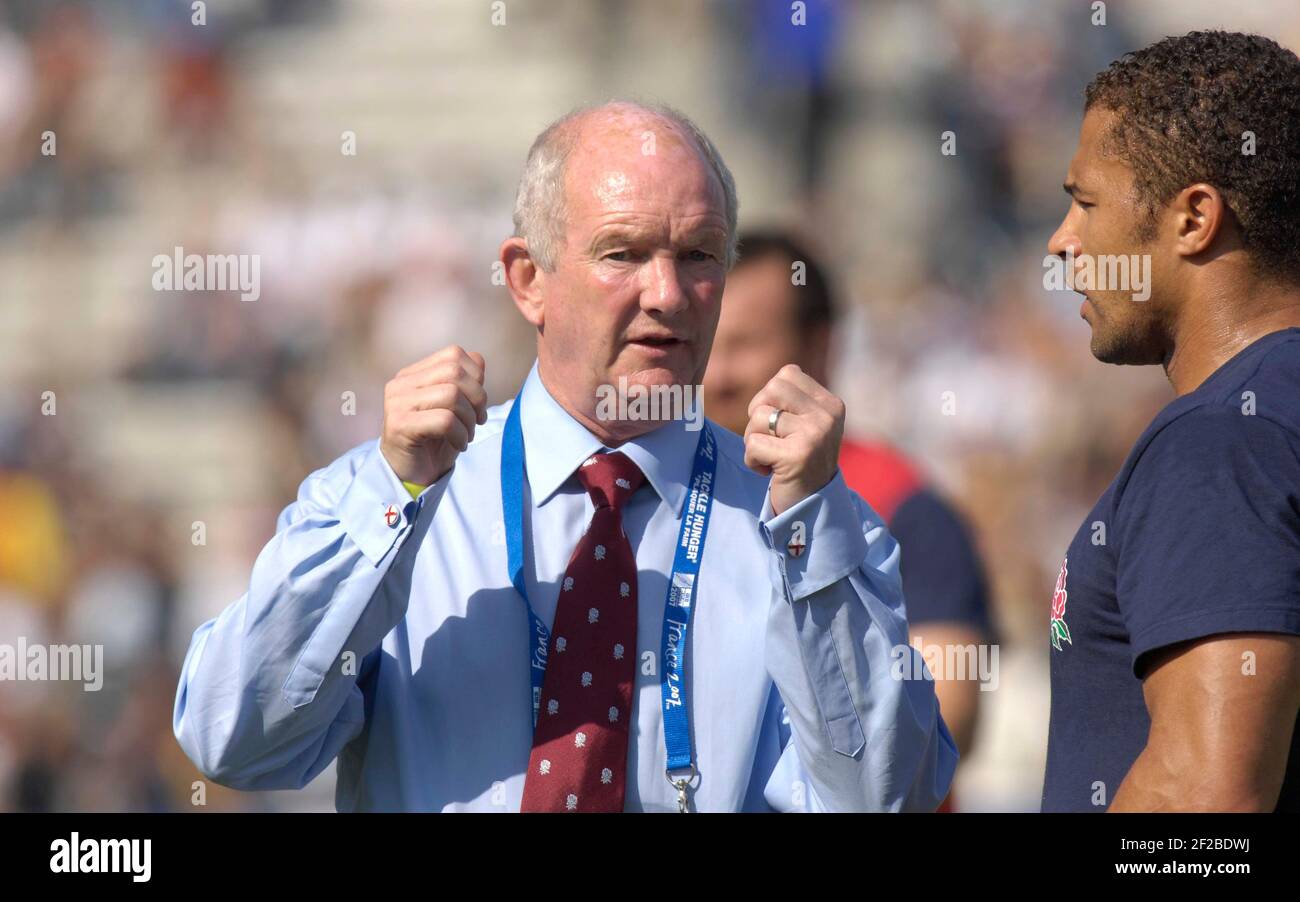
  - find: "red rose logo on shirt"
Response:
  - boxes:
[1050,556,1072,651]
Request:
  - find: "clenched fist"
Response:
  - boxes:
[380,345,488,486]
[743,364,846,517]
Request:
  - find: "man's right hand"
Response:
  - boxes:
[380,345,488,486]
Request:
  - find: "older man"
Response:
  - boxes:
[173,100,956,812]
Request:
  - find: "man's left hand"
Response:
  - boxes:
[743,364,846,517]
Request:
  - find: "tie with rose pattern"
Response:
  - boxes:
[519,451,645,812]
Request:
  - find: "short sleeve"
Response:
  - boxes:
[888,488,994,638]
[1114,407,1300,676]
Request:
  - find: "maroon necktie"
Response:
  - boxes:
[520,451,645,812]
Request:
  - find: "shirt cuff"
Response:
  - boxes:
[337,442,442,566]
[759,470,869,602]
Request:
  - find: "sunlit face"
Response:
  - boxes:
[1047,107,1175,365]
[702,255,805,436]
[534,111,729,427]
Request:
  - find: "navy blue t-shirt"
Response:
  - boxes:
[1042,327,1300,812]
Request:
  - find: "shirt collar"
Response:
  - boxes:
[517,360,700,514]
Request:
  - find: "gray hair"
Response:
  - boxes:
[511,100,739,272]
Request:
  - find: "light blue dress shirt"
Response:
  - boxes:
[173,361,957,811]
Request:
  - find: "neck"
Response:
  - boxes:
[535,358,658,447]
[1164,277,1300,396]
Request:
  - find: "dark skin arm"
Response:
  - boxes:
[910,622,984,757]
[1110,633,1300,811]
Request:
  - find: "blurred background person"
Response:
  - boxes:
[704,229,994,811]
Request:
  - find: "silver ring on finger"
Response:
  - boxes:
[767,408,783,437]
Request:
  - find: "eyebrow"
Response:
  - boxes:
[1063,180,1091,199]
[589,223,652,243]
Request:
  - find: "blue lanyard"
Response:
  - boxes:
[500,390,717,778]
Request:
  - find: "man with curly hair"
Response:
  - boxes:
[1043,30,1300,811]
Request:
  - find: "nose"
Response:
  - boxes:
[1047,213,1081,259]
[640,254,690,316]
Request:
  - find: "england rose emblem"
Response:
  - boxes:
[1050,556,1072,651]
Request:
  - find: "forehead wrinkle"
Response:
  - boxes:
[587,215,665,247]
[593,205,726,229]
[559,126,727,263]
[586,213,726,253]
[570,164,724,230]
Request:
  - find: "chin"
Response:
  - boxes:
[621,354,700,388]
[1089,328,1164,366]
[622,366,679,386]
[1089,340,1127,365]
